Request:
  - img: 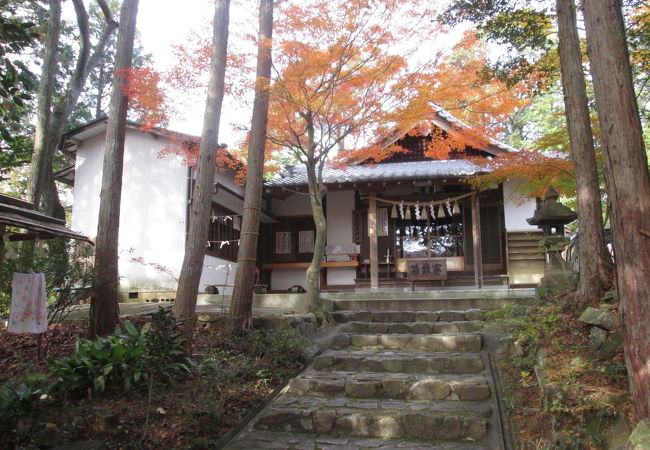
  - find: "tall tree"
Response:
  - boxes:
[442,0,615,303]
[264,1,526,321]
[0,0,39,156]
[29,0,61,215]
[229,0,274,329]
[556,0,613,304]
[173,0,230,352]
[27,0,117,217]
[583,0,650,422]
[90,0,140,337]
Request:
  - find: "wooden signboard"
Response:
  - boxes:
[406,258,448,281]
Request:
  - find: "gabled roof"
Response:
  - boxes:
[267,160,485,187]
[59,117,200,156]
[368,106,516,161]
[267,107,512,188]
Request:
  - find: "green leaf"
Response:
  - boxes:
[124,321,139,337]
[94,375,106,392]
[140,322,152,335]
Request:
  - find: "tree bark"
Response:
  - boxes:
[28,0,117,217]
[95,60,106,118]
[28,0,61,212]
[583,0,650,421]
[90,0,139,337]
[174,0,230,353]
[229,0,274,329]
[556,0,613,306]
[302,115,331,326]
[368,197,378,290]
[305,167,329,325]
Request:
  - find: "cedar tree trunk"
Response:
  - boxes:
[90,0,139,337]
[583,0,650,421]
[174,0,230,352]
[230,0,274,329]
[556,0,613,305]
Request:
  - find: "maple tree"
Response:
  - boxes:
[470,149,575,198]
[261,1,529,317]
[153,0,529,320]
[118,64,170,130]
[442,0,615,306]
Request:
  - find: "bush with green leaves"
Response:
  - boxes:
[49,321,151,393]
[144,307,192,379]
[0,375,47,438]
[49,316,190,394]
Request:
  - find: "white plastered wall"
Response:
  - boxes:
[270,193,311,216]
[72,129,188,292]
[503,180,538,231]
[271,269,307,292]
[198,254,237,294]
[326,190,356,285]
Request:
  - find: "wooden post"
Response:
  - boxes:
[471,192,483,288]
[0,225,5,291]
[369,197,379,291]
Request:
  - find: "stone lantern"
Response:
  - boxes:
[527,187,577,275]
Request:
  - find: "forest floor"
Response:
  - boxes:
[0,316,310,449]
[488,288,632,449]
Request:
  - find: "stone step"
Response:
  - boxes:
[253,395,491,441]
[331,332,483,353]
[313,349,485,374]
[332,309,485,323]
[343,320,483,334]
[332,298,499,312]
[288,370,490,401]
[225,430,492,449]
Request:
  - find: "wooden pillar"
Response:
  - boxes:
[471,192,484,288]
[369,197,379,291]
[0,225,5,291]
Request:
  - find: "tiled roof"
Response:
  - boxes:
[266,160,487,187]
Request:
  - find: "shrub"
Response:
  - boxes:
[49,321,151,393]
[0,375,47,437]
[144,307,192,379]
[49,314,191,395]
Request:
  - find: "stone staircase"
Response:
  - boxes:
[224,295,511,449]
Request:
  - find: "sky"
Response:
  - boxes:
[135,0,255,144]
[61,0,251,144]
[64,0,469,147]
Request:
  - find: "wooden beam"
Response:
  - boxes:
[471,192,484,288]
[369,197,379,290]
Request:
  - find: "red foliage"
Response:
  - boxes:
[115,65,170,131]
